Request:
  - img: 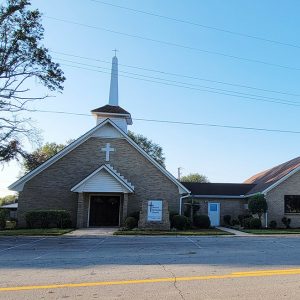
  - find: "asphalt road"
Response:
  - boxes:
[1,235,300,299]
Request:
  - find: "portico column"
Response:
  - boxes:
[77,192,84,228]
[122,193,129,225]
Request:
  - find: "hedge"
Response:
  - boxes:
[25,210,72,229]
[125,217,138,229]
[193,215,211,229]
[0,209,8,230]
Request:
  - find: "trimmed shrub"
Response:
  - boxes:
[231,219,240,226]
[0,209,8,230]
[169,211,179,228]
[172,215,188,230]
[249,218,262,229]
[269,220,277,229]
[243,217,253,229]
[282,217,291,229]
[223,215,231,225]
[248,194,268,220]
[238,214,251,227]
[193,215,211,229]
[25,210,72,229]
[124,217,138,229]
[128,211,140,221]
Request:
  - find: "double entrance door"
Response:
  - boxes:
[89,195,120,227]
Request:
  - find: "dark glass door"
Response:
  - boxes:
[89,196,120,226]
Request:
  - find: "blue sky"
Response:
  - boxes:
[2,0,300,196]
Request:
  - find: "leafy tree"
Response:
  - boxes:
[128,131,165,167]
[23,142,67,172]
[248,194,268,221]
[181,173,209,183]
[0,0,65,163]
[0,194,17,206]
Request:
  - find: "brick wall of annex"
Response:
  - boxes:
[193,198,247,225]
[17,137,181,227]
[266,170,300,228]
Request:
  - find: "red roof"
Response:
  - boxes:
[244,156,300,194]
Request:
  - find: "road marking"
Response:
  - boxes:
[0,238,46,253]
[185,237,202,248]
[1,268,300,292]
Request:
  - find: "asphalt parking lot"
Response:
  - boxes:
[1,235,300,299]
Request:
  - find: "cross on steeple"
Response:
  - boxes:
[101,143,115,161]
[112,49,118,57]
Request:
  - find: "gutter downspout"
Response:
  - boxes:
[179,194,190,215]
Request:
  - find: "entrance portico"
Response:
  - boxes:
[71,164,134,228]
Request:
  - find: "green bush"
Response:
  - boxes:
[172,215,188,230]
[249,218,262,229]
[238,214,251,227]
[124,217,138,229]
[269,220,277,229]
[243,217,253,229]
[0,209,8,230]
[231,219,240,226]
[282,217,291,229]
[248,194,268,220]
[128,211,140,221]
[25,210,72,229]
[193,215,211,229]
[223,215,231,225]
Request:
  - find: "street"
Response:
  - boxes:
[1,235,300,299]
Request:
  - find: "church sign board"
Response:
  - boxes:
[147,200,163,221]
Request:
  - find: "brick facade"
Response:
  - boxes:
[17,137,181,228]
[190,198,247,225]
[266,171,300,228]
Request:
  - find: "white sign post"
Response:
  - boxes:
[147,200,163,222]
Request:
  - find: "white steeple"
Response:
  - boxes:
[91,52,132,133]
[108,54,118,106]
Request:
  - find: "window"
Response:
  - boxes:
[284,195,300,213]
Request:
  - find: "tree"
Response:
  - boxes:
[0,0,65,163]
[248,194,268,221]
[23,142,67,172]
[128,131,165,167]
[0,194,17,206]
[181,173,209,183]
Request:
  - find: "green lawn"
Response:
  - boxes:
[242,229,300,234]
[114,228,232,236]
[0,228,74,236]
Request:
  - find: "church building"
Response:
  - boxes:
[9,55,190,229]
[9,55,300,230]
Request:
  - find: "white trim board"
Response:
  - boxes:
[71,164,134,193]
[9,119,190,194]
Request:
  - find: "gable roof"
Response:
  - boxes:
[244,156,300,194]
[9,119,190,194]
[181,182,255,198]
[71,164,134,193]
[91,105,130,115]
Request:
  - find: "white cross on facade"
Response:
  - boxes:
[101,143,115,161]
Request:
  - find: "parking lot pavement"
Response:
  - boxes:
[1,235,300,299]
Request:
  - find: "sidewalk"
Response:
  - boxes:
[65,227,117,237]
[217,226,254,236]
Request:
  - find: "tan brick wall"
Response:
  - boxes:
[17,137,181,227]
[266,171,300,228]
[187,198,247,225]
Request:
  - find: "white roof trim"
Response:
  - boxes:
[192,195,245,199]
[1,203,18,209]
[9,119,190,194]
[262,165,300,194]
[71,164,134,193]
